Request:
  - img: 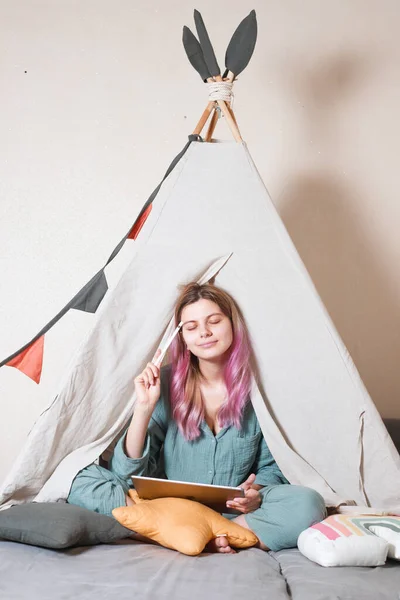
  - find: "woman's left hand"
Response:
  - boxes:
[226,473,262,514]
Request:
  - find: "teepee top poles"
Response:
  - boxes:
[182,9,258,143]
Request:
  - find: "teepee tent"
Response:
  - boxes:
[1,10,399,512]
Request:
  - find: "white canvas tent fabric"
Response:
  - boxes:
[1,140,400,511]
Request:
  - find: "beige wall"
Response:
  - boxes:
[1,0,399,484]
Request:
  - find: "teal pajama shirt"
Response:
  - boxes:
[68,368,326,551]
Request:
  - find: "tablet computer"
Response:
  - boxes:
[131,475,245,514]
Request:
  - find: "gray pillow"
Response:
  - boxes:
[0,502,133,549]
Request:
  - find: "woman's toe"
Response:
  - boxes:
[215,535,229,549]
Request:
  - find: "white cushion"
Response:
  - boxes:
[297,515,389,567]
[369,525,400,560]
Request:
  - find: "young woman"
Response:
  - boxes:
[68,282,326,553]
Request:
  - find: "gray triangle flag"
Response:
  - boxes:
[71,271,108,313]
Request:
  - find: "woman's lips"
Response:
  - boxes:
[199,341,217,348]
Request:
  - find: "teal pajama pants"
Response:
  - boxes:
[68,462,326,551]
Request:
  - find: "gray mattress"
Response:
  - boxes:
[2,420,400,599]
[1,539,400,600]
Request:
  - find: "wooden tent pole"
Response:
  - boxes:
[192,73,242,142]
[192,76,218,136]
[225,105,239,128]
[192,101,215,136]
[227,105,238,127]
[205,108,219,141]
[216,100,242,142]
[223,71,239,127]
[213,74,242,142]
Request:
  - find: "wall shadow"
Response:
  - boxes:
[279,173,400,418]
[274,47,400,419]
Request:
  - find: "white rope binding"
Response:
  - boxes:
[207,81,234,106]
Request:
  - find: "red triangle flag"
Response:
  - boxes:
[127,204,152,240]
[6,335,45,384]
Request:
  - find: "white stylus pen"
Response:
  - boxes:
[153,321,183,368]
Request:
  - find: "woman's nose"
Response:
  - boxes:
[200,326,211,338]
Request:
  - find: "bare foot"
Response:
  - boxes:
[232,514,269,551]
[204,535,236,554]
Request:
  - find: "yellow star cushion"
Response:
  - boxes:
[112,490,258,556]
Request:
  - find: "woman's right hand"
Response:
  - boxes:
[133,349,162,416]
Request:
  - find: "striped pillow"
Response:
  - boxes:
[368,520,400,560]
[297,514,399,567]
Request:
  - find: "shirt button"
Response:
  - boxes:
[208,470,212,474]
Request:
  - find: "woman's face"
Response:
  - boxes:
[180,298,233,361]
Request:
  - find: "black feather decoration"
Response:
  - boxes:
[225,10,257,78]
[194,9,220,77]
[182,26,211,82]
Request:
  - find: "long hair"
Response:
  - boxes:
[169,282,252,441]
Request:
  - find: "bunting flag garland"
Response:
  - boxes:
[0,136,199,382]
[5,335,45,384]
[127,204,152,240]
[71,271,109,313]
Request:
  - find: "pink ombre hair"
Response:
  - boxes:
[169,283,253,441]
